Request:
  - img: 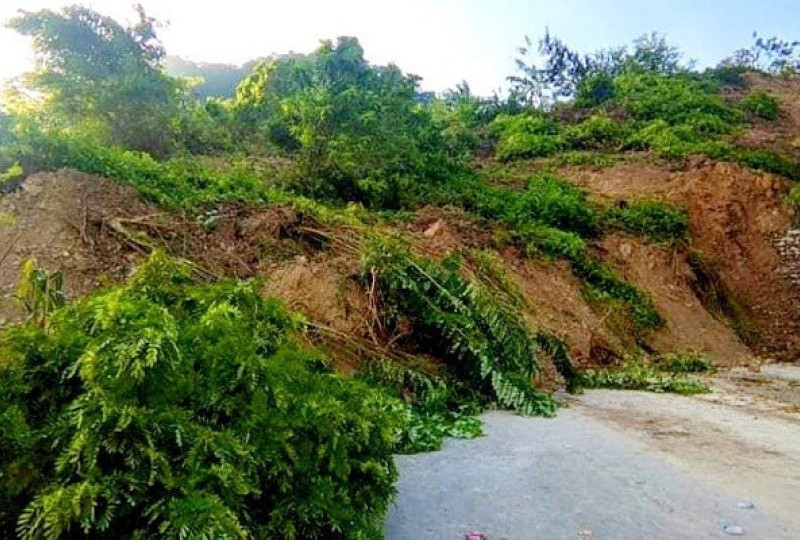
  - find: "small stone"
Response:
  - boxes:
[723,524,745,536]
[423,219,445,238]
[737,501,756,509]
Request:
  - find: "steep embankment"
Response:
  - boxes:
[3,157,796,372]
[561,159,800,360]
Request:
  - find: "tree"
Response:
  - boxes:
[234,37,462,208]
[8,5,181,155]
[508,31,687,106]
[726,33,800,74]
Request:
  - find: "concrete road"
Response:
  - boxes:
[386,385,800,540]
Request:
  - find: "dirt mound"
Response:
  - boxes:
[0,170,152,323]
[734,73,800,159]
[0,170,304,324]
[511,258,624,367]
[599,235,753,365]
[562,159,800,360]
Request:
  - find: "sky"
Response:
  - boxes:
[1,0,799,95]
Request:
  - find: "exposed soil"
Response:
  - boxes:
[2,162,797,376]
[599,234,754,365]
[0,170,304,324]
[0,170,151,323]
[562,159,800,360]
[733,73,800,159]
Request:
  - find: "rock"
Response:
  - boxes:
[423,219,445,238]
[723,524,745,536]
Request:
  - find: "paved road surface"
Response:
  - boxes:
[386,380,800,540]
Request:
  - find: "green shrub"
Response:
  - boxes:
[479,175,600,237]
[572,258,663,331]
[365,239,557,417]
[575,72,616,107]
[235,37,464,209]
[656,351,713,373]
[730,148,800,180]
[0,252,402,539]
[577,360,710,394]
[787,184,800,212]
[562,114,630,150]
[608,200,688,243]
[358,359,483,454]
[739,89,781,121]
[490,114,563,160]
[521,224,587,260]
[614,72,739,126]
[12,129,272,210]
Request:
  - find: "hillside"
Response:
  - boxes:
[1,6,800,538]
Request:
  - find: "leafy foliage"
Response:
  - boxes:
[738,89,781,121]
[478,175,600,237]
[15,259,65,330]
[0,252,402,539]
[577,360,710,395]
[508,30,687,105]
[490,114,562,160]
[234,37,464,208]
[607,200,688,243]
[655,351,713,373]
[364,239,557,416]
[358,359,483,454]
[8,5,182,156]
[10,129,271,210]
[573,258,663,331]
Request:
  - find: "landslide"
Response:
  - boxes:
[1,157,795,379]
[561,159,800,360]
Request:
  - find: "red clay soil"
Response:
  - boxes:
[562,159,800,360]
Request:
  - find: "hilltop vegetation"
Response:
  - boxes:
[1,5,799,539]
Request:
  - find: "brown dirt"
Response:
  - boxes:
[562,159,800,360]
[598,234,754,365]
[510,257,624,368]
[733,73,800,158]
[0,170,305,324]
[0,170,152,323]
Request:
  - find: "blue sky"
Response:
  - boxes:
[1,0,799,94]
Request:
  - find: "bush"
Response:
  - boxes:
[365,239,557,417]
[490,114,563,160]
[562,114,630,150]
[739,89,781,121]
[577,360,710,394]
[478,175,600,237]
[235,37,464,209]
[572,258,663,331]
[575,72,616,107]
[608,200,688,243]
[0,252,402,539]
[358,359,483,454]
[11,129,272,209]
[614,73,740,126]
[520,224,587,260]
[656,351,713,373]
